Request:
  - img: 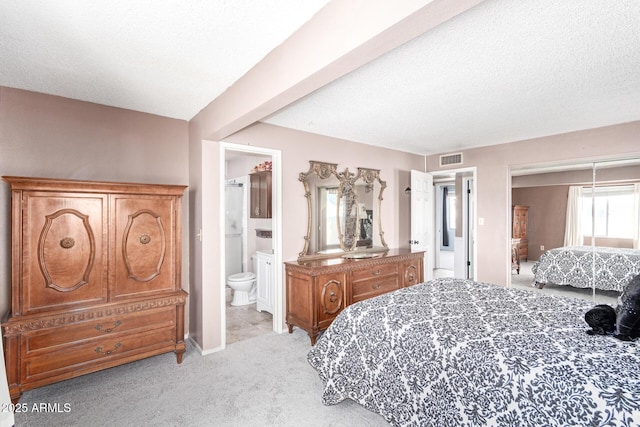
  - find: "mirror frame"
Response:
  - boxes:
[336,167,358,252]
[298,161,388,261]
[299,161,340,259]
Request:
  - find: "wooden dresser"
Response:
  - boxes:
[2,176,187,402]
[285,249,424,345]
[512,205,529,261]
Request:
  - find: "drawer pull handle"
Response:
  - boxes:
[329,291,337,303]
[371,283,381,290]
[371,268,382,276]
[95,342,122,355]
[95,320,122,333]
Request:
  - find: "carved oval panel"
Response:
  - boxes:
[38,209,95,292]
[404,264,418,286]
[320,280,343,315]
[122,209,166,282]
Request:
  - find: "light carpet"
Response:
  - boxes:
[14,329,388,426]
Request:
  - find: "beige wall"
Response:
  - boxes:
[512,186,568,260]
[0,86,189,322]
[426,120,640,286]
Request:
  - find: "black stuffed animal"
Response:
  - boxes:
[614,274,640,341]
[585,304,616,335]
[585,274,640,341]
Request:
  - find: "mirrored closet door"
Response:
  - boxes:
[510,157,640,303]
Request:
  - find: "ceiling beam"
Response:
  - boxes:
[193,0,487,141]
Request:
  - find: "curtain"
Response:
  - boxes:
[634,183,640,249]
[442,187,449,247]
[563,186,583,246]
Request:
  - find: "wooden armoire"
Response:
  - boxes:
[512,205,529,261]
[2,176,187,402]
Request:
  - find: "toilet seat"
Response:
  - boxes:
[228,272,255,282]
[227,272,256,306]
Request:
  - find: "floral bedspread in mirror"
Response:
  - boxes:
[532,246,640,291]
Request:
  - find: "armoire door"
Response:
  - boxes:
[21,192,108,314]
[111,194,177,299]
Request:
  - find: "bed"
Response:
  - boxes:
[532,246,640,292]
[307,278,640,426]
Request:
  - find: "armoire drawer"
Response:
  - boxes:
[23,307,176,355]
[22,327,176,382]
[351,276,399,303]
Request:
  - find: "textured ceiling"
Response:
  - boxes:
[265,0,640,155]
[1,1,639,156]
[0,0,328,120]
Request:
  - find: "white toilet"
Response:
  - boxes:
[227,271,256,306]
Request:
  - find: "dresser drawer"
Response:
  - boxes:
[351,263,397,282]
[23,307,176,354]
[22,327,175,382]
[351,276,399,303]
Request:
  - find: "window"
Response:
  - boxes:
[582,185,635,238]
[318,186,340,250]
[448,193,457,230]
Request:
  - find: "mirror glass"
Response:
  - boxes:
[510,157,640,301]
[299,161,341,257]
[352,167,387,251]
[299,162,388,260]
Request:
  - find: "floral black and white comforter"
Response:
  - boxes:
[307,278,640,427]
[532,246,640,292]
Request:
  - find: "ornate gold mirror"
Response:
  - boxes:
[298,161,388,260]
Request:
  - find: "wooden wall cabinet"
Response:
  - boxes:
[285,249,424,344]
[512,205,529,261]
[2,176,187,402]
[250,171,272,218]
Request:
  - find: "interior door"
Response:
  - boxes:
[463,177,475,280]
[411,170,434,280]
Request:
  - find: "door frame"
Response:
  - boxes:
[430,167,477,280]
[434,182,455,269]
[219,142,283,345]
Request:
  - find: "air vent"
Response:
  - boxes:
[439,152,463,167]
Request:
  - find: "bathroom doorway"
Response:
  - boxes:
[221,143,282,345]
